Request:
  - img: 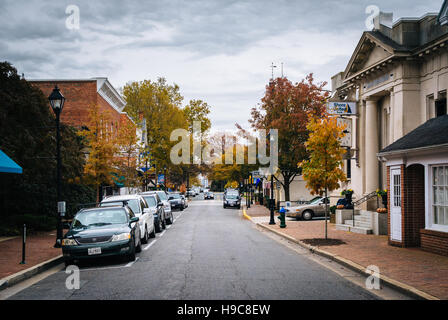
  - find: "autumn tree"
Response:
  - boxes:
[299,113,347,239]
[123,78,188,187]
[116,117,141,192]
[78,104,118,201]
[248,74,328,201]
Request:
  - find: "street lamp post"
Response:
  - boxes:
[48,86,66,248]
[269,174,275,225]
[164,166,167,192]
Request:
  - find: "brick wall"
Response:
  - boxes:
[403,164,425,247]
[420,229,448,256]
[30,81,98,128]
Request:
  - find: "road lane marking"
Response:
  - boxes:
[158,230,166,238]
[143,240,157,251]
[125,256,139,267]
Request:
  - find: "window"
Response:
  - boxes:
[432,166,448,226]
[435,92,447,118]
[393,173,401,207]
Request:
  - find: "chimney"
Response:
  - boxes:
[373,12,393,38]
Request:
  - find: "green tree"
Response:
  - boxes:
[299,113,347,239]
[0,62,94,234]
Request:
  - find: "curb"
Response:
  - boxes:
[242,208,252,221]
[256,223,440,301]
[0,255,64,292]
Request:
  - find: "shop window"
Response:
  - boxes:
[432,166,448,226]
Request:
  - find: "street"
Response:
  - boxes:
[6,195,381,300]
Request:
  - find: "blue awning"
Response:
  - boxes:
[0,150,22,174]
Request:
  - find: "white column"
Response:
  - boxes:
[365,98,379,193]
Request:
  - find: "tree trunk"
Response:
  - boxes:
[284,180,290,201]
[324,187,328,240]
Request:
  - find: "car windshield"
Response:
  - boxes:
[309,197,323,205]
[72,209,128,228]
[101,199,140,214]
[226,194,238,200]
[142,196,157,207]
[157,192,168,201]
[170,194,181,199]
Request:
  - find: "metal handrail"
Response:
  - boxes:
[351,191,377,227]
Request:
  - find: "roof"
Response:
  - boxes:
[101,194,143,202]
[379,114,448,154]
[0,150,22,174]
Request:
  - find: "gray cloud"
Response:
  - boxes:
[0,0,444,131]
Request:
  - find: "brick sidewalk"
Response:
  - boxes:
[246,205,448,299]
[0,230,61,279]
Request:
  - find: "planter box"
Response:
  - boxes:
[330,213,336,224]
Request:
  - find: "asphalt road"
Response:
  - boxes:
[7,194,378,300]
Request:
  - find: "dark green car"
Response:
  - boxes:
[62,206,141,266]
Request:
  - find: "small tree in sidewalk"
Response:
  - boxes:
[299,113,347,239]
[78,104,118,202]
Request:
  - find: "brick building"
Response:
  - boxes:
[29,78,146,196]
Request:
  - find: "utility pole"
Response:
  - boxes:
[270,62,277,80]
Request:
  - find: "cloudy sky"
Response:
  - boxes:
[0,0,443,132]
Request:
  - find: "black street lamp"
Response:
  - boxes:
[164,166,167,192]
[269,174,275,225]
[48,86,66,248]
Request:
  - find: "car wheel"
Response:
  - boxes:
[128,242,136,262]
[161,216,166,229]
[237,205,241,209]
[64,259,74,267]
[302,210,313,221]
[155,218,162,233]
[142,225,148,244]
[149,225,156,238]
[180,206,184,211]
[166,212,173,225]
[136,237,142,253]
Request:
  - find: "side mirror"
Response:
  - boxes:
[157,203,163,207]
[63,222,71,229]
[129,217,139,224]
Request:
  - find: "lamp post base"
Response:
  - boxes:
[54,239,61,248]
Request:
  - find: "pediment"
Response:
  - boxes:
[344,32,394,79]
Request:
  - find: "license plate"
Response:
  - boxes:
[88,247,101,255]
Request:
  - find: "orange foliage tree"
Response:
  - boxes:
[248,74,328,200]
[299,113,347,239]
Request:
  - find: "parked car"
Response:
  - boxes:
[100,194,155,243]
[168,193,184,211]
[186,189,196,197]
[141,190,174,225]
[223,191,241,209]
[285,197,329,220]
[139,192,166,233]
[204,192,214,200]
[62,206,141,265]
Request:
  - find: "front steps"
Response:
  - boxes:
[336,210,374,234]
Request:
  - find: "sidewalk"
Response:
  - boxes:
[246,205,448,300]
[0,230,62,280]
